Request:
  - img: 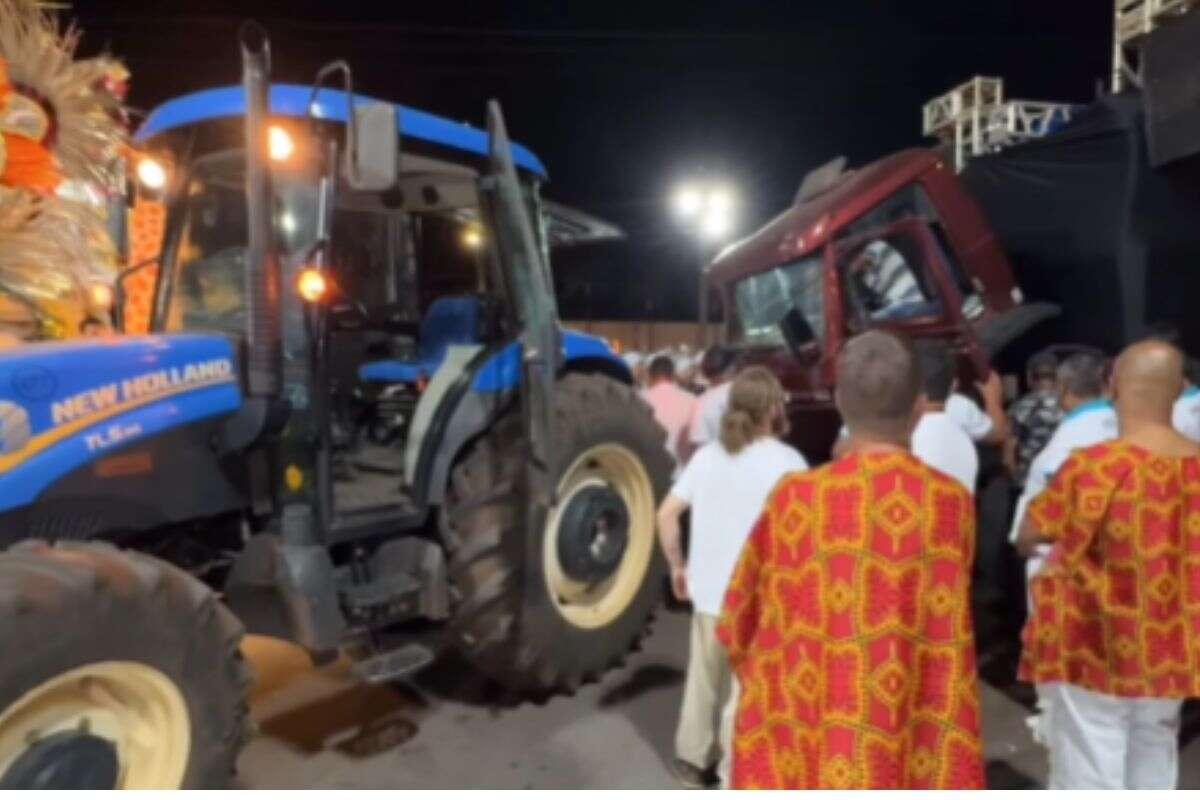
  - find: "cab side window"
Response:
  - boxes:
[837,183,982,327]
[840,231,943,327]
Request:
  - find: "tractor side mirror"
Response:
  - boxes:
[779,307,819,363]
[346,102,398,191]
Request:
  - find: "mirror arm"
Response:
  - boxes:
[112,255,161,333]
[307,61,357,183]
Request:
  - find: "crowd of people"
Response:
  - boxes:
[632,332,1200,790]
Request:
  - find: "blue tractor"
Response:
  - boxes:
[0,26,669,788]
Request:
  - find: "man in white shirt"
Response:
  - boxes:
[911,342,979,492]
[1009,352,1115,586]
[945,370,1007,446]
[1007,352,1115,744]
[688,345,739,449]
[656,367,806,788]
[833,352,1005,469]
[854,239,925,315]
[640,354,698,478]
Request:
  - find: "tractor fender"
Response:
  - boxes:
[415,330,631,508]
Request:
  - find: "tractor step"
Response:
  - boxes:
[350,643,435,685]
[351,444,406,476]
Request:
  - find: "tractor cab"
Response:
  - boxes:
[102,26,668,685]
[707,149,1059,462]
[126,74,575,536]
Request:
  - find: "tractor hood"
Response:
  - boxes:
[0,334,242,506]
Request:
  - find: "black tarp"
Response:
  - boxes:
[961,93,1200,356]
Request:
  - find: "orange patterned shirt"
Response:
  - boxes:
[1020,440,1200,698]
[717,451,984,789]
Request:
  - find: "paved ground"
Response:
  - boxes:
[238,609,1200,789]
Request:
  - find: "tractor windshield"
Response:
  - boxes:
[158,152,318,334]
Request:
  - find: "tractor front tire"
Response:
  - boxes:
[0,541,252,789]
[443,372,672,696]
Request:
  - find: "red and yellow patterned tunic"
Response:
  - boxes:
[717,451,984,789]
[1020,440,1200,698]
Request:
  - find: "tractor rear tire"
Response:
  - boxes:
[443,372,672,696]
[0,541,253,789]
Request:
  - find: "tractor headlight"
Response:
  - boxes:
[136,158,167,190]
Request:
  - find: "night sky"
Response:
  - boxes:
[73,1,1112,320]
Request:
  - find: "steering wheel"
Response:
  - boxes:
[329,298,371,330]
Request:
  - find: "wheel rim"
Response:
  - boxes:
[0,661,190,789]
[543,443,656,629]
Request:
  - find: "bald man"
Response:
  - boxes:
[717,330,984,788]
[1016,339,1200,789]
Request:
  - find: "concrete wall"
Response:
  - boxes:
[563,320,721,354]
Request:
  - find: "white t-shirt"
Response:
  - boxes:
[1008,398,1118,580]
[689,381,732,446]
[640,381,698,478]
[945,392,994,442]
[670,438,807,615]
[1173,386,1200,443]
[911,412,978,492]
[838,392,994,445]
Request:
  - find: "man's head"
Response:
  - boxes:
[1056,352,1107,411]
[1112,338,1185,424]
[836,330,922,444]
[915,341,955,406]
[1026,351,1058,391]
[647,354,676,385]
[700,345,738,385]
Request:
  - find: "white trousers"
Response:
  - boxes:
[675,613,735,784]
[1041,682,1183,789]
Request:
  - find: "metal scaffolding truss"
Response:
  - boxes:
[922,76,1075,171]
[985,101,1075,148]
[1113,0,1197,91]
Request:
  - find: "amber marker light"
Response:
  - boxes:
[268,125,295,161]
[296,268,328,303]
[461,225,484,250]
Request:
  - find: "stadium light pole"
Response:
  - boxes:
[671,181,737,349]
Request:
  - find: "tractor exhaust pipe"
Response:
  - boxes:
[240,22,281,397]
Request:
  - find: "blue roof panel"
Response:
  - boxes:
[134,84,548,179]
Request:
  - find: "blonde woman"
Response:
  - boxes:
[656,366,806,788]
